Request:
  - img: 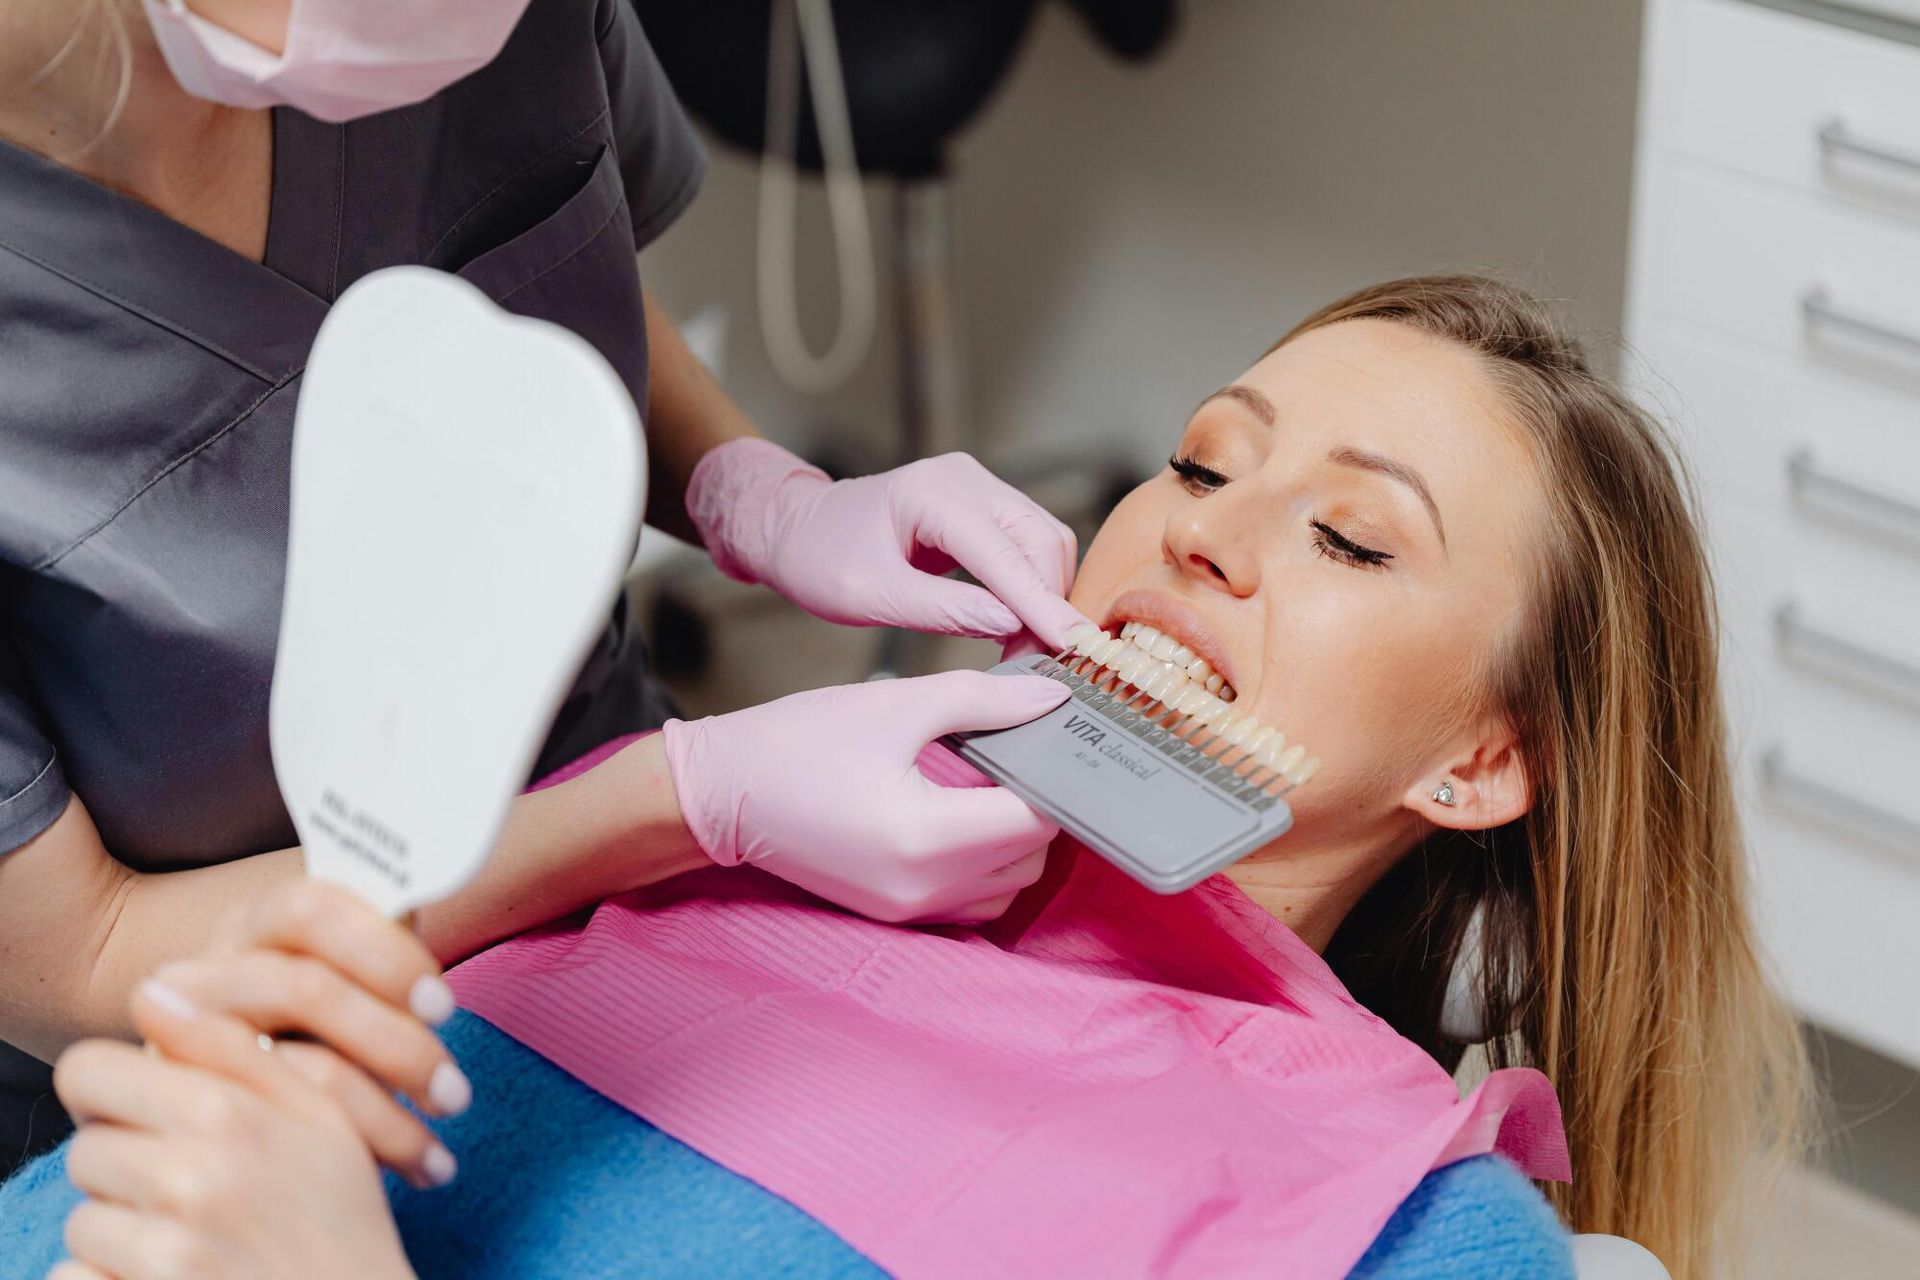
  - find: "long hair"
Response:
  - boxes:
[21,0,135,159]
[1294,276,1810,1278]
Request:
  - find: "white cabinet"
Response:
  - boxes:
[1627,0,1920,1066]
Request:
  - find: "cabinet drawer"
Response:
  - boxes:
[1662,0,1920,224]
[1631,328,1920,993]
[1634,323,1920,539]
[1747,801,1920,1066]
[1645,165,1920,405]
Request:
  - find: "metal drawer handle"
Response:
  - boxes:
[1774,601,1920,706]
[1788,448,1920,543]
[1801,285,1920,357]
[1761,748,1920,858]
[1817,117,1920,180]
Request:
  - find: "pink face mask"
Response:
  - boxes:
[141,0,535,123]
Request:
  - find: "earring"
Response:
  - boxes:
[1432,779,1456,807]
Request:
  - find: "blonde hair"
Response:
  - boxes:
[28,0,135,158]
[1288,276,1811,1278]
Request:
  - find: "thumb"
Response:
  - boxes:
[891,669,1070,745]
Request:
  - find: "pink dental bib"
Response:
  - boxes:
[450,747,1569,1279]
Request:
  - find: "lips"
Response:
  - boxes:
[1100,590,1240,702]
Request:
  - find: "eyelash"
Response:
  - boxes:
[1310,520,1394,569]
[1167,453,1396,570]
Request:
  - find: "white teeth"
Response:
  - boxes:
[1140,666,1179,700]
[1069,627,1313,791]
[1190,692,1230,726]
[1171,686,1209,715]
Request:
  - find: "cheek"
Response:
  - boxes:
[1068,485,1169,614]
[1250,587,1489,792]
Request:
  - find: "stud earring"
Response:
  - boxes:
[1432,779,1456,807]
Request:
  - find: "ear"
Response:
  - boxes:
[1404,722,1533,832]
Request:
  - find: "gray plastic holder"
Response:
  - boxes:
[943,653,1294,893]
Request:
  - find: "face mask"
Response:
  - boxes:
[141,0,534,123]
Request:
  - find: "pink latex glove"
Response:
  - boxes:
[662,670,1069,923]
[688,438,1092,652]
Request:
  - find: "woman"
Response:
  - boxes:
[3,277,1811,1280]
[0,0,1095,1173]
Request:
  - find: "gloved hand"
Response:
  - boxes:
[687,438,1092,651]
[663,670,1069,923]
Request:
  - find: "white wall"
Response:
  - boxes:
[639,0,1644,477]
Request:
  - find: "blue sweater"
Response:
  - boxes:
[0,1011,1571,1278]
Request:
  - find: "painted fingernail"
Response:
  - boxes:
[139,978,198,1020]
[409,975,456,1027]
[422,1142,458,1187]
[428,1061,471,1116]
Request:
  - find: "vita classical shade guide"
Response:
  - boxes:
[944,624,1317,893]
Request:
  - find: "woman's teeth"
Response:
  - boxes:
[1057,623,1320,789]
[1115,621,1234,701]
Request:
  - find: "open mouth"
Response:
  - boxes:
[1110,621,1236,702]
[1056,618,1317,787]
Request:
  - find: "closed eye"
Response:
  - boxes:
[1169,454,1228,494]
[1310,519,1394,569]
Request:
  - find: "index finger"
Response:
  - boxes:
[919,509,1091,651]
[215,880,453,1027]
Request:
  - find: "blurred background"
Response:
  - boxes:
[623,2,1920,1272]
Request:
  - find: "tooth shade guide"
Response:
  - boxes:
[1039,626,1312,798]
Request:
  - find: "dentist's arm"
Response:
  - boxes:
[0,734,703,1064]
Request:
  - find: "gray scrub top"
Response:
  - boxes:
[0,0,705,1170]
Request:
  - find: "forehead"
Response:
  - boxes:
[1229,317,1546,555]
[1241,319,1514,446]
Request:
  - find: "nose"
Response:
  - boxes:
[1163,497,1260,597]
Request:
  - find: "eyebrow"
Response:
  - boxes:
[1328,446,1447,549]
[1197,384,1276,425]
[1197,384,1448,549]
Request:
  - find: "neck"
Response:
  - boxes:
[1223,820,1414,953]
[0,1,239,193]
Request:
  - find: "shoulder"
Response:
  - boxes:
[1349,1155,1574,1280]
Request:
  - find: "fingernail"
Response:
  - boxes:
[139,978,198,1020]
[422,1142,458,1187]
[409,975,456,1027]
[428,1061,472,1116]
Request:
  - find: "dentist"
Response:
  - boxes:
[0,0,1089,1174]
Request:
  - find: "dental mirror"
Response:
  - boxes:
[270,267,645,918]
